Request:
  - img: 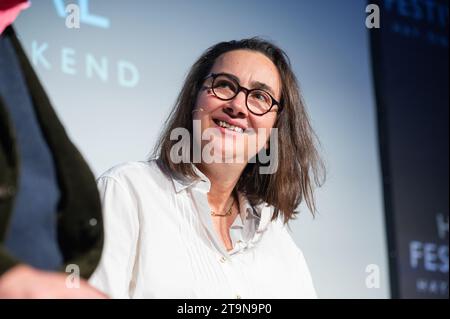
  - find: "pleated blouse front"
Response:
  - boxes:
[89,161,317,299]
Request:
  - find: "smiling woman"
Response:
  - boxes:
[89,37,325,299]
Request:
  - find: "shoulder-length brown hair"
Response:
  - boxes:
[152,37,325,224]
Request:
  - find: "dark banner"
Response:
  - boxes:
[370,0,449,298]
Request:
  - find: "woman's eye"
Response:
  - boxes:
[215,80,235,90]
[253,92,268,101]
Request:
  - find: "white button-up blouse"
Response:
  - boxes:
[89,160,317,299]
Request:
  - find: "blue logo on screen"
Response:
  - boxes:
[53,0,110,29]
[28,1,140,88]
[383,0,448,47]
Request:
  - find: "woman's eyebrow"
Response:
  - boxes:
[221,72,276,97]
[250,81,276,97]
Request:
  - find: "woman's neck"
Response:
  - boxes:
[196,162,245,212]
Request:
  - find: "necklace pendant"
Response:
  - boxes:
[210,195,235,217]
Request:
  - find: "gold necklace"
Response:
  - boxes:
[210,195,235,217]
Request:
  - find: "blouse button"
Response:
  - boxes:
[235,294,242,299]
[219,256,227,263]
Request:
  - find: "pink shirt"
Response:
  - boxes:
[0,0,30,35]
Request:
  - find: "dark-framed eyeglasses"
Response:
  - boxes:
[203,73,282,116]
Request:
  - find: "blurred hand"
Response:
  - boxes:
[0,264,109,299]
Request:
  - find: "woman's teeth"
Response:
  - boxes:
[216,120,244,133]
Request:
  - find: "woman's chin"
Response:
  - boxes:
[200,144,248,164]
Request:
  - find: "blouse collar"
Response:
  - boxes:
[170,164,274,233]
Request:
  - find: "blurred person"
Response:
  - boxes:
[0,0,105,298]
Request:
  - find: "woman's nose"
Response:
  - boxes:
[225,90,248,117]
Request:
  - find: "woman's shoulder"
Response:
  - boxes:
[97,160,173,193]
[267,214,306,253]
[99,160,158,178]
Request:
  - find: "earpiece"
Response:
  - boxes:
[192,107,205,113]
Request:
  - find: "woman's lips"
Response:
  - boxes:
[212,118,246,134]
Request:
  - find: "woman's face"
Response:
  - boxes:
[193,50,281,164]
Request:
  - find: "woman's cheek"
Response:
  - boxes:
[196,95,216,113]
